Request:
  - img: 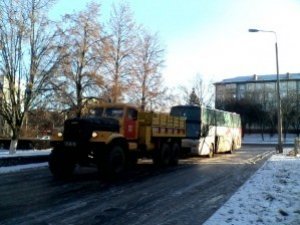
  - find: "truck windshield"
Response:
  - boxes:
[88,107,104,117]
[104,107,124,119]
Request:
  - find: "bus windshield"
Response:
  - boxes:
[170,106,200,121]
[170,106,201,139]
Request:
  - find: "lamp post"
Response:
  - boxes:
[248,28,283,153]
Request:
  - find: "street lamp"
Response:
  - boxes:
[248,28,283,153]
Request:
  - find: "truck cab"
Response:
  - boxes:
[49,103,140,179]
[89,104,139,141]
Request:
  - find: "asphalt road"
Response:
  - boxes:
[0,146,274,225]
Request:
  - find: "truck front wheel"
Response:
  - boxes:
[48,148,75,179]
[99,144,126,179]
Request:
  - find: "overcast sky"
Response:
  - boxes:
[50,0,300,88]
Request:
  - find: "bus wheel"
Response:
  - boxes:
[169,143,180,166]
[228,142,234,154]
[208,144,214,158]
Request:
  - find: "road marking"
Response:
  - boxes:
[246,150,274,164]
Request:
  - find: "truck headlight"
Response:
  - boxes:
[57,132,63,138]
[92,131,98,138]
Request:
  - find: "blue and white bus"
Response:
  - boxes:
[170,105,242,157]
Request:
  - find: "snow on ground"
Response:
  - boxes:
[0,162,48,174]
[0,149,51,174]
[0,149,51,158]
[203,153,300,225]
[243,133,297,145]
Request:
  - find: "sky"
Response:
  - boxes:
[49,0,300,89]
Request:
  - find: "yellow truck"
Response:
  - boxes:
[49,103,186,178]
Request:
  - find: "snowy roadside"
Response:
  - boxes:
[0,149,51,158]
[0,162,48,174]
[203,153,300,225]
[243,133,296,145]
[0,149,51,174]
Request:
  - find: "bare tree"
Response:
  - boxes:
[292,111,300,137]
[103,2,137,103]
[193,74,215,107]
[52,3,105,117]
[24,109,64,138]
[179,74,215,107]
[281,90,298,139]
[128,29,165,111]
[0,0,62,153]
[244,89,267,139]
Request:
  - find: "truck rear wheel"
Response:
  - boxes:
[169,143,180,166]
[153,143,170,167]
[99,144,126,179]
[49,148,75,179]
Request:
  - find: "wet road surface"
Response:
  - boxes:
[0,146,274,225]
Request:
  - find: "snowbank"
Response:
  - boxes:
[0,149,51,158]
[0,162,48,174]
[203,154,300,225]
[243,133,297,145]
[0,149,51,170]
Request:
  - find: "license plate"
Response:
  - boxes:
[64,141,77,147]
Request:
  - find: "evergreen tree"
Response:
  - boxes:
[188,88,200,106]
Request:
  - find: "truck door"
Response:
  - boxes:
[124,107,138,140]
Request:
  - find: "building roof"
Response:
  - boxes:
[214,73,300,85]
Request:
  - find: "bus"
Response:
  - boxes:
[170,105,242,157]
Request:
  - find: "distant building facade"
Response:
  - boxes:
[214,73,300,133]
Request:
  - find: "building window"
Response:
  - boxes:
[255,83,265,103]
[224,84,236,100]
[287,81,297,97]
[237,84,246,100]
[247,83,255,92]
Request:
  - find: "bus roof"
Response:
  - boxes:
[171,105,240,116]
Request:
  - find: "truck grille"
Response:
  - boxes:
[63,121,90,142]
[62,117,119,142]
